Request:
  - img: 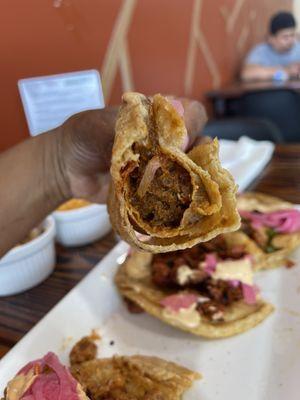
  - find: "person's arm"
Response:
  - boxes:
[0,108,117,257]
[240,64,281,82]
[241,63,300,82]
[0,131,64,257]
[0,99,205,257]
[241,42,300,82]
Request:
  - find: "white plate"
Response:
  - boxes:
[1,241,300,399]
[53,204,111,247]
[219,136,274,192]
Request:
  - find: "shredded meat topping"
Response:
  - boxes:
[152,235,247,287]
[151,236,245,322]
[124,298,144,314]
[197,278,243,306]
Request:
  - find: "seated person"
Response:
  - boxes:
[241,11,300,82]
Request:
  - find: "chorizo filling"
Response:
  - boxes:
[126,144,193,228]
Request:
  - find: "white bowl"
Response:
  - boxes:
[53,204,111,247]
[0,216,56,296]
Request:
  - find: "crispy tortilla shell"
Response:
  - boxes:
[108,92,240,253]
[71,355,200,400]
[237,192,292,212]
[115,250,273,339]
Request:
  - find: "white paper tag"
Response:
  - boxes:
[18,70,105,136]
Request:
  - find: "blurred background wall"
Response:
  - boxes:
[0,0,292,151]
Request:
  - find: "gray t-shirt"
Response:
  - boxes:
[245,42,300,66]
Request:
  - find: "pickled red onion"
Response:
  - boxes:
[202,253,217,275]
[19,352,81,400]
[242,283,257,305]
[170,99,184,117]
[229,279,240,288]
[240,209,300,233]
[160,293,198,312]
[137,156,161,197]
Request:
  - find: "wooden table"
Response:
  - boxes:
[0,231,118,358]
[206,80,300,118]
[1,144,300,358]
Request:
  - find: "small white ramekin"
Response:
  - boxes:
[0,216,56,296]
[52,204,111,247]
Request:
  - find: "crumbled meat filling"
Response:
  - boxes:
[126,144,192,228]
[151,237,244,322]
[197,278,243,306]
[124,298,144,314]
[70,336,98,366]
[197,300,225,321]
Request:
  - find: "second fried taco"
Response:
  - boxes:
[238,192,300,270]
[115,233,273,339]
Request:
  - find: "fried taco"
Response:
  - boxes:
[115,233,273,339]
[238,192,300,270]
[70,336,200,400]
[2,352,89,400]
[108,92,240,253]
